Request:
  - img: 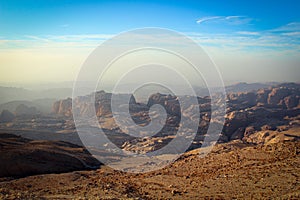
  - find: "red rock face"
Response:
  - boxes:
[52,98,72,117]
[52,92,137,118]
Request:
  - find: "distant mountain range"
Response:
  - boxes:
[225,82,278,93]
[0,87,74,113]
[0,82,288,114]
[0,86,72,104]
[0,99,56,114]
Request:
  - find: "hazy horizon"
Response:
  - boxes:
[0,80,293,90]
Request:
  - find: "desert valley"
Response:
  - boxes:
[0,82,299,199]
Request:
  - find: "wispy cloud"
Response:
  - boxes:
[48,34,114,41]
[0,34,115,50]
[0,26,299,84]
[282,31,300,37]
[225,16,243,20]
[25,35,51,42]
[189,21,300,55]
[271,22,300,32]
[268,22,300,39]
[196,15,252,25]
[236,31,260,36]
[1,21,300,57]
[196,16,222,24]
[193,17,300,55]
[2,34,115,49]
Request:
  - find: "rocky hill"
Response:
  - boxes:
[0,133,101,178]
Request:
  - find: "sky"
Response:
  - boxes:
[0,0,300,86]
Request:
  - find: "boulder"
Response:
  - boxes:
[244,126,257,137]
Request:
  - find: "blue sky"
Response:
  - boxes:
[1,0,300,36]
[0,0,299,84]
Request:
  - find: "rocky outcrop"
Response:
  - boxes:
[227,83,300,110]
[53,91,136,117]
[223,83,300,143]
[51,83,300,151]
